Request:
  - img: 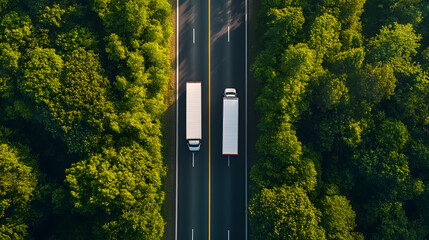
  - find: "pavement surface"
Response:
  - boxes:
[177,0,246,238]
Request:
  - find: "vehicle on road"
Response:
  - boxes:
[222,88,239,155]
[186,82,202,151]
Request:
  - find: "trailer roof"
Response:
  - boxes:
[186,82,202,140]
[222,97,239,155]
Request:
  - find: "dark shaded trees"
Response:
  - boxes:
[0,128,38,239]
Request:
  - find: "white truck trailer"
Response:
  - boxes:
[222,88,239,155]
[186,82,202,151]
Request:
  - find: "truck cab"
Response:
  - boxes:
[224,88,237,98]
[187,139,201,151]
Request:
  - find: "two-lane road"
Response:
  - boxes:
[176,0,247,237]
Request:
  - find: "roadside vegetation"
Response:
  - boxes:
[250,0,429,239]
[0,0,172,238]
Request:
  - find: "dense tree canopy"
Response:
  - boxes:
[0,128,38,239]
[251,0,429,239]
[249,185,326,240]
[0,0,172,238]
[66,143,165,239]
[320,194,363,240]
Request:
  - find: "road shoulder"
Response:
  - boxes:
[247,0,261,235]
[162,0,177,238]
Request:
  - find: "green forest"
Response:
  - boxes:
[0,0,172,239]
[249,0,429,239]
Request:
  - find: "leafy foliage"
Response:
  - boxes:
[249,185,326,240]
[321,195,363,240]
[366,23,421,64]
[350,62,397,103]
[0,0,172,238]
[251,0,429,239]
[0,128,38,239]
[308,12,342,59]
[66,144,165,239]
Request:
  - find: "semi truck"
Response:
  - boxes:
[186,82,202,151]
[222,88,239,155]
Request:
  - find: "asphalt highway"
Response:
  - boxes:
[176,0,246,237]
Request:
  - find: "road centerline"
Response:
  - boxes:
[208,0,211,238]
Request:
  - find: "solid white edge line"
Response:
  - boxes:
[175,0,179,237]
[244,0,248,237]
[193,28,195,44]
